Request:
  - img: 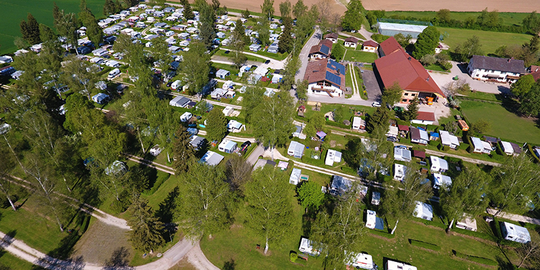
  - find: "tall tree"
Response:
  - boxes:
[242,86,265,123]
[244,167,295,254]
[330,43,345,61]
[311,185,366,269]
[381,162,433,233]
[206,108,228,142]
[103,0,114,16]
[128,195,165,252]
[79,10,103,46]
[39,24,57,44]
[197,0,217,49]
[61,55,100,99]
[281,55,300,90]
[80,0,88,11]
[296,79,308,100]
[172,126,195,174]
[261,0,275,21]
[381,82,403,106]
[454,35,483,62]
[293,0,307,19]
[523,11,540,35]
[278,17,294,53]
[341,0,365,31]
[255,17,271,47]
[177,162,232,239]
[0,142,18,211]
[55,11,79,54]
[279,0,292,18]
[20,13,41,45]
[490,153,540,215]
[440,164,490,229]
[342,131,392,179]
[436,9,451,23]
[225,155,252,192]
[402,97,419,121]
[519,82,540,117]
[517,240,540,269]
[230,20,247,68]
[180,42,210,95]
[181,0,195,20]
[412,26,440,59]
[251,92,295,159]
[297,181,325,211]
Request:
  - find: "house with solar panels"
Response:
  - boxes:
[304,59,346,97]
[308,40,333,61]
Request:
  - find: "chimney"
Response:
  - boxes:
[426,77,430,82]
[408,57,411,60]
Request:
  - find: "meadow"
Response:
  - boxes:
[384,11,531,27]
[0,0,106,54]
[439,26,532,54]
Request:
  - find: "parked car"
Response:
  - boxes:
[371,101,381,107]
[240,141,252,152]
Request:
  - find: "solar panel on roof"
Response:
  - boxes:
[326,71,341,86]
[327,59,346,74]
[320,45,330,55]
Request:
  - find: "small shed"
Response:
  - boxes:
[287,141,305,158]
[316,131,327,140]
[289,168,302,185]
[429,132,439,141]
[216,69,230,79]
[278,161,289,170]
[430,156,448,173]
[413,201,433,221]
[483,136,500,146]
[218,140,237,153]
[397,125,409,136]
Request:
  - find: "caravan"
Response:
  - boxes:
[108,68,121,79]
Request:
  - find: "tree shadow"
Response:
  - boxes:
[223,258,236,270]
[0,230,16,254]
[496,256,515,270]
[103,247,133,270]
[155,187,179,224]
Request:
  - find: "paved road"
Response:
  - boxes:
[295,28,322,82]
[217,48,286,69]
[246,144,265,165]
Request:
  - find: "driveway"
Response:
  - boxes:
[361,69,383,101]
[296,28,322,82]
[246,144,264,165]
[429,61,511,95]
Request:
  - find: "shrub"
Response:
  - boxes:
[290,252,298,262]
[409,239,441,251]
[453,250,498,266]
[429,140,439,147]
[442,145,450,151]
[372,34,390,43]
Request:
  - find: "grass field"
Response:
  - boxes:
[439,27,532,54]
[0,0,106,54]
[460,100,540,144]
[385,11,530,27]
[0,252,35,270]
[343,49,378,63]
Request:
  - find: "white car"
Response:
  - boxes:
[371,101,381,107]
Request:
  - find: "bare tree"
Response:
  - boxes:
[517,240,540,268]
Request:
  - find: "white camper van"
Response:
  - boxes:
[108,68,121,79]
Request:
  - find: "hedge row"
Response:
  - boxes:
[369,229,395,239]
[453,250,498,266]
[452,227,495,242]
[414,217,448,230]
[409,239,441,251]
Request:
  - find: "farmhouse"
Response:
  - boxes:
[376,22,428,39]
[303,59,346,97]
[374,37,445,104]
[361,40,378,52]
[343,37,359,48]
[308,39,333,61]
[468,55,525,83]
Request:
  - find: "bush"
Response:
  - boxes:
[453,250,498,266]
[290,252,298,262]
[409,239,441,251]
[372,34,390,43]
[442,145,450,151]
[429,140,440,147]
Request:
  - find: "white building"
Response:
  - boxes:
[352,117,365,130]
[289,168,302,185]
[394,146,411,162]
[325,149,342,166]
[298,237,321,256]
[393,164,407,181]
[413,201,433,221]
[468,55,525,83]
[346,253,375,270]
[218,140,237,153]
[471,137,492,154]
[501,222,531,244]
[432,173,452,189]
[430,156,448,173]
[440,130,460,149]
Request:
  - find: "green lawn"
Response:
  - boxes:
[343,49,378,63]
[439,27,532,54]
[214,49,267,63]
[460,100,540,144]
[384,11,530,27]
[0,252,35,270]
[0,0,106,54]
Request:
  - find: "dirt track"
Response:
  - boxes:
[362,0,539,13]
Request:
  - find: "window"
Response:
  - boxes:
[402,99,408,103]
[404,93,409,96]
[411,93,416,97]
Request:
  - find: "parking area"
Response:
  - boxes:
[361,69,383,101]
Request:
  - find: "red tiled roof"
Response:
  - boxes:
[309,39,333,56]
[398,125,409,131]
[413,150,426,158]
[304,59,345,91]
[345,37,359,43]
[362,40,378,47]
[416,111,436,121]
[378,37,402,56]
[374,48,445,97]
[531,65,540,81]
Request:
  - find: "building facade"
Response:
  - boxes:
[468,55,525,83]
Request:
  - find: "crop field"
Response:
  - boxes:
[0,0,106,54]
[363,0,540,13]
[384,11,531,27]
